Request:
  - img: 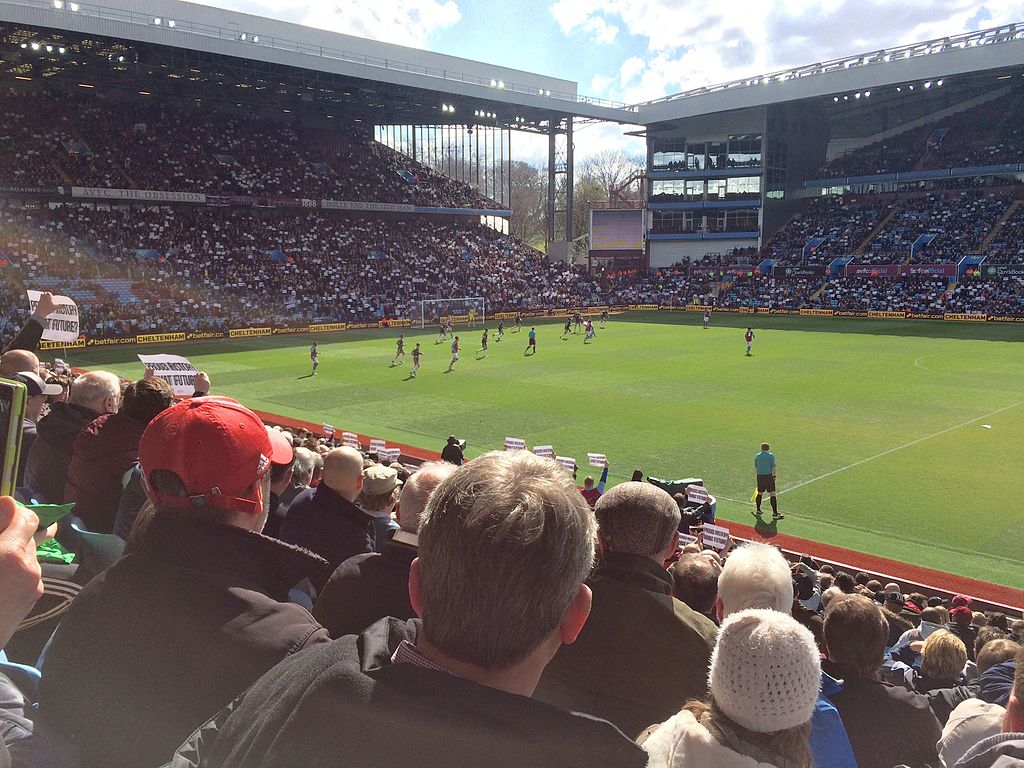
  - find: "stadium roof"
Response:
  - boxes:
[0,0,640,125]
[637,23,1024,126]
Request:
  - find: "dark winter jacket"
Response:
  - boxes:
[534,551,717,739]
[39,515,332,768]
[63,412,147,533]
[312,531,418,638]
[166,618,648,768]
[279,485,374,572]
[23,402,100,504]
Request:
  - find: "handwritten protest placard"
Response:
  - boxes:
[137,354,198,396]
[27,290,79,343]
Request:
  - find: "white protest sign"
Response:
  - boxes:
[381,447,402,463]
[369,438,387,454]
[27,290,80,343]
[587,452,607,467]
[702,524,731,552]
[687,485,710,504]
[342,432,360,448]
[137,354,198,396]
[556,456,577,473]
[679,533,698,546]
[53,358,67,374]
[504,437,526,451]
[533,445,554,458]
[322,424,335,437]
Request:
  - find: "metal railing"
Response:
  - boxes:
[3,0,636,111]
[636,22,1024,107]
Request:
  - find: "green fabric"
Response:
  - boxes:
[15,500,76,528]
[36,538,76,564]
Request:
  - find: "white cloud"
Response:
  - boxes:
[581,16,620,44]
[590,73,616,93]
[553,0,1024,102]
[199,0,462,49]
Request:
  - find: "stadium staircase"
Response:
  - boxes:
[854,203,901,255]
[982,199,1024,251]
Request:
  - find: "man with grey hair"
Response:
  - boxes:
[314,461,456,637]
[184,450,647,767]
[280,446,318,508]
[23,370,121,504]
[716,541,794,620]
[534,481,717,739]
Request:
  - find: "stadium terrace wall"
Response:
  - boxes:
[0,186,511,218]
[34,304,1024,350]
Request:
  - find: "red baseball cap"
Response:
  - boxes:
[138,396,292,515]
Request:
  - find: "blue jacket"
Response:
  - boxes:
[811,673,858,768]
[979,660,1015,706]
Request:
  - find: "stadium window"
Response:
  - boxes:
[727,208,759,232]
[707,141,727,170]
[685,142,706,170]
[707,179,726,200]
[651,142,685,171]
[727,176,761,200]
[727,135,762,168]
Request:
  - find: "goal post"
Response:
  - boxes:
[419,297,487,328]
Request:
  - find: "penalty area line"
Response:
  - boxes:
[778,400,1024,496]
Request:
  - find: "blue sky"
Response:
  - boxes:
[201,0,1024,162]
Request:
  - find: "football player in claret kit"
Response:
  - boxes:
[745,327,755,356]
[310,341,319,375]
[583,319,596,344]
[411,343,422,377]
[573,311,583,333]
[446,336,460,372]
[392,334,406,366]
[514,313,522,332]
[436,317,447,343]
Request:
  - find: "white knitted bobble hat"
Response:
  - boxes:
[708,608,822,734]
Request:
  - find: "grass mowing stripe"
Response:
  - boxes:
[778,400,1024,496]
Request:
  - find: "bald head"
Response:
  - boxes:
[321,447,364,502]
[0,349,40,377]
[397,461,457,533]
[594,481,680,558]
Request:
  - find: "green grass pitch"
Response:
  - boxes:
[67,312,1024,589]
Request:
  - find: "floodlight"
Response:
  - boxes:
[69,2,79,10]
[52,0,63,9]
[30,42,39,50]
[153,17,162,25]
[168,20,176,28]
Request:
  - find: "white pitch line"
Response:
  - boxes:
[779,400,1024,496]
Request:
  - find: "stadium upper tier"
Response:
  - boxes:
[764,188,1024,266]
[0,91,504,208]
[818,92,1024,180]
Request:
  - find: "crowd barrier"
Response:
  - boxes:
[35,304,1024,350]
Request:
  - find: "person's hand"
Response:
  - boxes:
[143,367,155,380]
[193,371,211,395]
[0,497,44,648]
[32,291,57,321]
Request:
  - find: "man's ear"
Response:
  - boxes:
[408,557,424,618]
[558,584,592,645]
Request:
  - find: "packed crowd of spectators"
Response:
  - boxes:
[1,318,1021,767]
[809,275,953,313]
[765,197,896,265]
[946,275,1024,314]
[0,90,501,209]
[820,92,1024,178]
[865,191,1014,264]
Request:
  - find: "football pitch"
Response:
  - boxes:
[69,312,1024,590]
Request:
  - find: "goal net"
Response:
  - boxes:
[419,297,487,328]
